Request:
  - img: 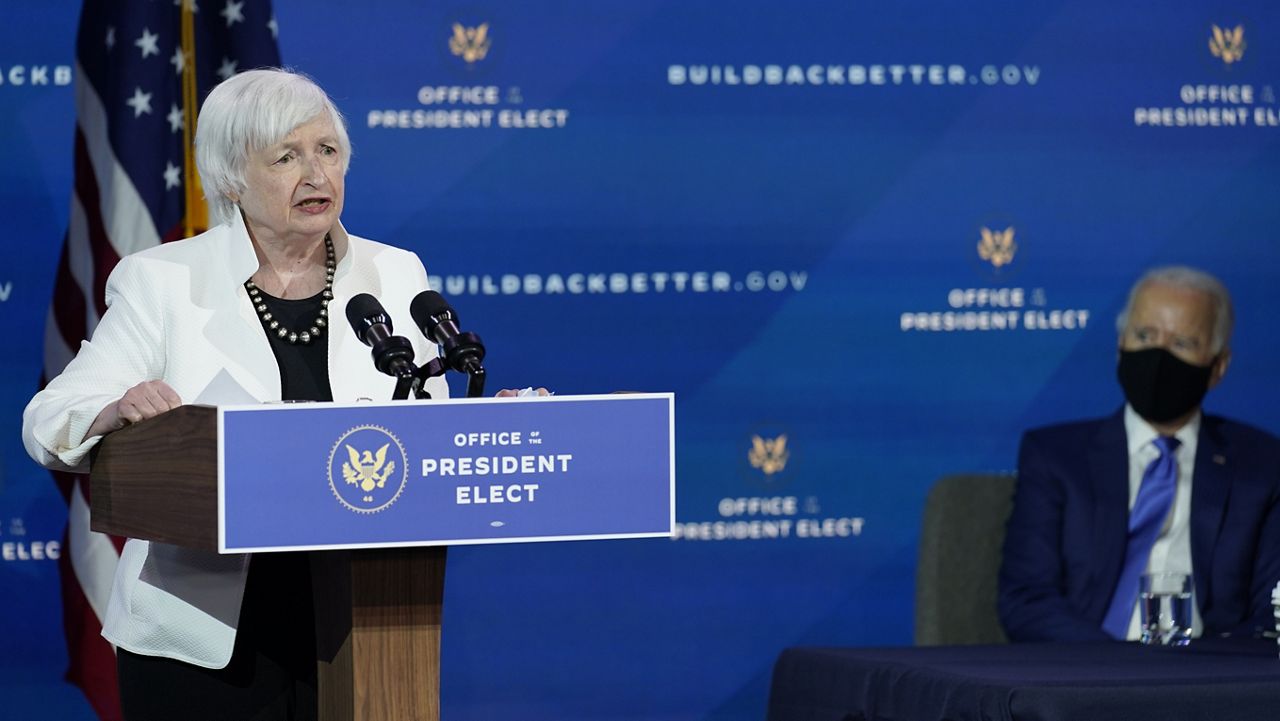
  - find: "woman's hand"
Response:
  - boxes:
[88,380,183,437]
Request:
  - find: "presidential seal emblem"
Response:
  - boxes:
[449,23,491,65]
[1209,24,1246,67]
[749,433,790,476]
[741,423,795,490]
[977,226,1017,269]
[328,425,409,514]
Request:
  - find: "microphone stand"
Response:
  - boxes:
[440,329,486,399]
[390,362,429,401]
[464,367,486,399]
[393,354,486,400]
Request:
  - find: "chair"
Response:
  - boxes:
[914,473,1016,645]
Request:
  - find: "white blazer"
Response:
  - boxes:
[23,213,447,668]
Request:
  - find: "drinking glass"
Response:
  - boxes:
[1139,572,1192,646]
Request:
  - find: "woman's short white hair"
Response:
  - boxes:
[1115,265,1235,354]
[195,68,351,226]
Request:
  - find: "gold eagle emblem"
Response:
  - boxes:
[342,443,397,492]
[1209,24,1245,66]
[450,23,491,64]
[977,226,1017,268]
[749,434,789,476]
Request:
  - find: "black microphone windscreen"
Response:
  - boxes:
[410,290,453,326]
[410,290,460,344]
[346,293,389,343]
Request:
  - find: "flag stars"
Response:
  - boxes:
[135,28,160,59]
[164,162,182,190]
[216,57,238,80]
[221,0,245,28]
[126,87,153,118]
[167,104,184,133]
[170,47,186,74]
[267,16,279,39]
[105,27,116,50]
[175,0,200,12]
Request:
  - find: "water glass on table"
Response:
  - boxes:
[1139,572,1192,646]
[1272,579,1279,658]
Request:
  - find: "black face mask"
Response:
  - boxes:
[1117,347,1215,424]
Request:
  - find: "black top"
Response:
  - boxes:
[257,291,333,402]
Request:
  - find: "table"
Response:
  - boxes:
[767,639,1280,721]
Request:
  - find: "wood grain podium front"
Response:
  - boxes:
[88,393,676,720]
[90,405,444,721]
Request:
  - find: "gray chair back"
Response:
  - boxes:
[914,473,1016,645]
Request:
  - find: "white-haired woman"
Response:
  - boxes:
[23,68,447,719]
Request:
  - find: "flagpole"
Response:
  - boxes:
[180,0,208,236]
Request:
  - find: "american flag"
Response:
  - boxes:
[45,2,278,717]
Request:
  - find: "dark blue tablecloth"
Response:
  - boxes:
[767,639,1280,721]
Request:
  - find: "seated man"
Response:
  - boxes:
[998,266,1280,642]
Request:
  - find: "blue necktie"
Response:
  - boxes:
[1101,435,1181,640]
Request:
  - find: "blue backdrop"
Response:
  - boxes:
[4,1,1280,719]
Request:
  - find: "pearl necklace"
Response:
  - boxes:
[244,234,335,345]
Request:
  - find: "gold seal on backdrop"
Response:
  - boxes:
[450,23,491,64]
[1209,25,1246,66]
[977,226,1017,269]
[749,434,790,476]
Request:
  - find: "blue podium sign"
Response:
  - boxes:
[216,393,674,553]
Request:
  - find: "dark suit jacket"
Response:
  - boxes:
[997,410,1280,642]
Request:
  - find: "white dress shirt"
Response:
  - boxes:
[1122,404,1204,639]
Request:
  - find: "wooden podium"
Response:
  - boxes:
[90,406,445,721]
[88,394,674,721]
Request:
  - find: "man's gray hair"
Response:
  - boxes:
[1115,265,1234,354]
[194,68,351,227]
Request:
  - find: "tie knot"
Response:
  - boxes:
[1154,436,1181,457]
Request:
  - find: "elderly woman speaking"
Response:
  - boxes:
[23,69,446,719]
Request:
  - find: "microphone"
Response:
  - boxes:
[410,291,486,375]
[345,293,416,377]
